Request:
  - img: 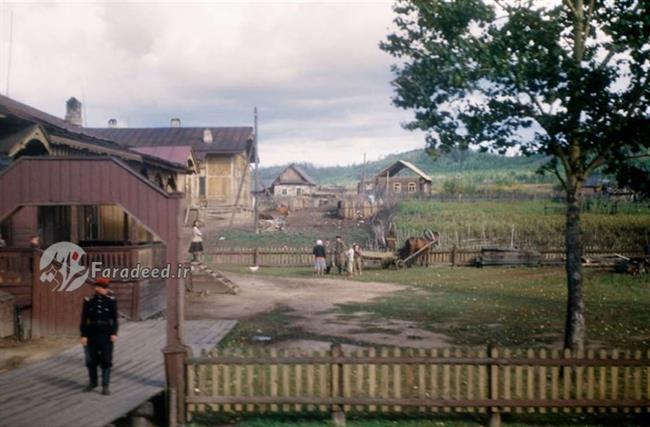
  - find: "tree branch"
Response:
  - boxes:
[552,164,568,191]
[563,0,578,16]
[584,0,595,35]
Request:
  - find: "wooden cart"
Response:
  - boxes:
[361,250,399,269]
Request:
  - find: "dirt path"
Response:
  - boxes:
[186,272,450,350]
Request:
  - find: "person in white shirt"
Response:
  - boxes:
[189,220,203,262]
[346,246,355,276]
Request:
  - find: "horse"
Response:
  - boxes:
[398,231,440,267]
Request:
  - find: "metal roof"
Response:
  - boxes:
[85,127,255,160]
[0,94,255,162]
[132,145,195,168]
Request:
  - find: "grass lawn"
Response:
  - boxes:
[220,265,650,348]
[188,411,649,427]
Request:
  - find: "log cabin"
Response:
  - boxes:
[270,164,317,196]
[358,160,432,199]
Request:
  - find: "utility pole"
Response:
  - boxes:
[5,9,14,96]
[361,152,367,197]
[253,107,260,234]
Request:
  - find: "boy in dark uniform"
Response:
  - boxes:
[80,277,118,395]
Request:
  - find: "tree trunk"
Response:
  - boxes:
[563,191,586,351]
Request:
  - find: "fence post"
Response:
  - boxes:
[330,343,346,426]
[451,245,457,267]
[253,247,260,266]
[488,345,501,427]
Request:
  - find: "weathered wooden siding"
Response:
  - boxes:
[9,206,37,248]
[206,154,233,202]
[0,248,33,307]
[0,157,183,338]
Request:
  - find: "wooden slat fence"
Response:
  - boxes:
[206,247,644,268]
[186,346,650,420]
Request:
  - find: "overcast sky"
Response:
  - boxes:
[0,0,428,166]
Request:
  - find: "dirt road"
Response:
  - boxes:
[186,272,449,350]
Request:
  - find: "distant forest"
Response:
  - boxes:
[259,149,554,188]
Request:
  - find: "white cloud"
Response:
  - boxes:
[0,0,423,166]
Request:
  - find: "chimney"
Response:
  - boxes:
[170,118,181,128]
[108,118,117,128]
[65,97,83,127]
[202,128,213,144]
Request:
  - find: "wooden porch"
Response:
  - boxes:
[0,319,237,427]
[0,243,168,338]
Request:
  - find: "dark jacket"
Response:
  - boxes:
[313,244,326,258]
[80,293,119,337]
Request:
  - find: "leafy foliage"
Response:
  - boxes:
[380,0,649,190]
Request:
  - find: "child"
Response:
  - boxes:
[189,221,203,262]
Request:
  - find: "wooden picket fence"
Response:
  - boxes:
[185,346,650,419]
[205,247,643,268]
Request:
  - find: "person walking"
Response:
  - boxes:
[333,236,347,275]
[80,277,118,396]
[189,220,203,262]
[312,240,327,276]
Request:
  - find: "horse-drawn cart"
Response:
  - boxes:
[360,250,399,269]
[362,229,439,269]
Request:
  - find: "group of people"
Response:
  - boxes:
[312,236,362,277]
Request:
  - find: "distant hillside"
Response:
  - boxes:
[259,149,553,188]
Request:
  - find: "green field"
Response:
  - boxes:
[394,199,650,249]
[219,265,650,348]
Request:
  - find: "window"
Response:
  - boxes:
[393,182,401,193]
[296,188,302,195]
[199,177,206,196]
[408,182,416,193]
[282,189,288,195]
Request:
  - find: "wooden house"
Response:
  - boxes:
[0,94,190,336]
[86,121,256,211]
[359,160,432,199]
[270,164,317,196]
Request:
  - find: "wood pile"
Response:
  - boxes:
[476,247,541,267]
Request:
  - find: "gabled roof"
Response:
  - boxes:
[375,160,432,182]
[0,94,71,130]
[272,164,317,186]
[0,94,255,163]
[85,127,255,160]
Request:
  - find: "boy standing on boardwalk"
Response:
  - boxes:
[80,277,118,396]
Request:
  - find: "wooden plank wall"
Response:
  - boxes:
[0,248,33,307]
[186,346,650,418]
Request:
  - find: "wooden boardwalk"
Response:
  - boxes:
[0,320,237,427]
